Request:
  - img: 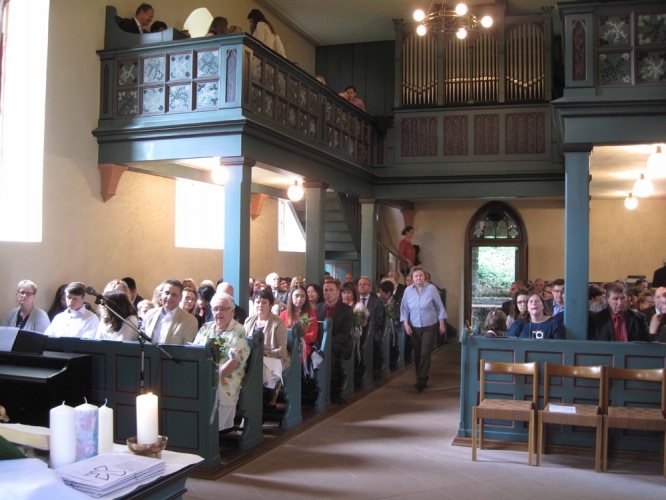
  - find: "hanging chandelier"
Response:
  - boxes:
[414,1,493,39]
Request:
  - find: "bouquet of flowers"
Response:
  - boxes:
[386,301,399,320]
[208,334,228,388]
[353,309,368,329]
[295,315,311,339]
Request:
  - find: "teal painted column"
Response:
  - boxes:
[360,200,378,282]
[223,158,254,307]
[304,182,328,287]
[563,146,592,340]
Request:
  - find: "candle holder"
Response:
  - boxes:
[126,436,168,459]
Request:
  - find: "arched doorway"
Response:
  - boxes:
[464,201,528,329]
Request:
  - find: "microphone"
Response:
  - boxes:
[86,286,105,305]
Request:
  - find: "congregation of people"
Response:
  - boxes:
[475,275,666,342]
[116,4,366,112]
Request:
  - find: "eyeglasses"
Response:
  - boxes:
[213,306,233,313]
[17,291,35,296]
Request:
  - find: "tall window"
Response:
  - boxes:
[278,200,305,252]
[175,179,225,249]
[465,202,527,329]
[0,0,49,242]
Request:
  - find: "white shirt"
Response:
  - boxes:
[153,307,176,343]
[92,315,139,341]
[45,307,99,338]
[134,18,143,33]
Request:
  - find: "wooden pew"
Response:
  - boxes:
[377,311,392,378]
[394,323,406,370]
[357,312,374,388]
[236,332,264,451]
[281,325,303,429]
[314,319,332,412]
[339,327,356,400]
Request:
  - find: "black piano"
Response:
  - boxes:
[0,348,91,427]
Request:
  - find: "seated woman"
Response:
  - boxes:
[193,293,250,431]
[182,278,198,292]
[290,276,305,288]
[306,283,324,305]
[92,290,138,341]
[509,292,565,339]
[506,290,528,329]
[244,288,290,409]
[47,284,68,321]
[103,279,133,305]
[180,287,197,316]
[152,284,164,307]
[2,280,50,333]
[479,308,508,337]
[206,16,228,36]
[280,285,318,376]
[196,285,216,328]
[136,299,155,327]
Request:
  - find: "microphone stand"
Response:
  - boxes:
[94,296,179,395]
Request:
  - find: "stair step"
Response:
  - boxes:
[325,232,353,242]
[325,242,357,252]
[325,212,345,222]
[325,221,348,232]
[325,200,340,211]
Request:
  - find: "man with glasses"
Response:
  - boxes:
[45,282,99,338]
[2,280,50,333]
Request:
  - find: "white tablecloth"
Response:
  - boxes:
[0,444,203,500]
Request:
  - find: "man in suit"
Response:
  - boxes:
[117,3,154,34]
[357,276,386,371]
[315,279,353,403]
[653,261,666,288]
[266,272,288,305]
[388,270,406,302]
[589,283,649,342]
[642,286,665,324]
[544,279,565,315]
[122,277,144,309]
[143,279,198,344]
[216,282,248,324]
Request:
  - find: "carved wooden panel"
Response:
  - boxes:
[400,117,437,157]
[505,112,546,154]
[443,115,468,156]
[572,20,587,81]
[473,114,499,155]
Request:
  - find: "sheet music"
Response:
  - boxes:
[549,404,576,414]
[0,327,19,352]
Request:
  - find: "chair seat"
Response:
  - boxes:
[607,407,666,432]
[476,398,534,421]
[541,403,600,427]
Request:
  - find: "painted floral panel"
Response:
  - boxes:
[265,65,275,92]
[597,15,630,47]
[300,112,308,134]
[309,91,317,114]
[142,87,164,114]
[637,51,666,83]
[251,55,263,83]
[143,56,166,83]
[277,100,286,126]
[277,72,287,97]
[637,14,666,46]
[289,79,298,103]
[309,117,317,139]
[264,94,274,119]
[197,50,220,77]
[325,100,332,123]
[168,84,191,112]
[196,82,219,109]
[300,88,307,108]
[288,106,298,130]
[117,60,138,86]
[251,86,262,114]
[169,53,192,81]
[598,52,631,85]
[117,90,138,116]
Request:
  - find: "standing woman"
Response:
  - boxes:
[400,266,447,392]
[280,285,318,368]
[399,226,416,276]
[244,288,290,409]
[2,280,50,333]
[247,9,286,57]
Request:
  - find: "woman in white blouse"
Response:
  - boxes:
[93,290,139,341]
[247,9,286,58]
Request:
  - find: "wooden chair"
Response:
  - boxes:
[472,360,538,465]
[538,363,606,472]
[603,367,666,476]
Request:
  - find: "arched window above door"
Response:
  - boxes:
[470,205,523,240]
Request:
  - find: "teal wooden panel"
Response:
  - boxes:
[89,352,107,391]
[161,359,199,400]
[116,355,152,393]
[162,409,199,450]
[116,402,137,441]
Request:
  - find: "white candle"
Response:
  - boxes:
[136,393,158,444]
[75,399,98,461]
[98,401,114,454]
[50,402,76,469]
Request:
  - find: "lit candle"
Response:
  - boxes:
[50,402,76,469]
[75,399,98,461]
[98,401,114,454]
[136,393,158,444]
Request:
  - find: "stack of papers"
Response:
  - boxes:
[56,453,165,497]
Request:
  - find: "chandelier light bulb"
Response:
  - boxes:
[634,173,654,198]
[481,16,493,28]
[287,181,304,202]
[456,27,467,39]
[413,9,426,22]
[455,3,468,16]
[624,193,638,210]
[647,145,666,178]
[211,165,228,185]
[416,24,427,36]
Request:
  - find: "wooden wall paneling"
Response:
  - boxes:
[352,44,367,102]
[365,43,386,116]
[325,45,341,92]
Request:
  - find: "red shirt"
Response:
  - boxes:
[610,310,627,342]
[399,239,416,271]
[325,301,337,319]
